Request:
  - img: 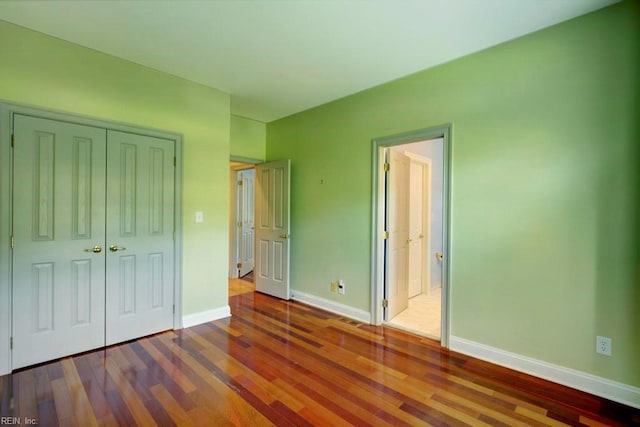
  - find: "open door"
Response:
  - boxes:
[255,160,291,299]
[385,150,410,319]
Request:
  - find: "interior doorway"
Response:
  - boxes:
[228,158,292,300]
[385,142,443,339]
[371,125,451,346]
[229,161,257,296]
[229,161,257,281]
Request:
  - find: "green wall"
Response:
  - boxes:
[267,1,640,386]
[0,20,231,316]
[230,114,266,161]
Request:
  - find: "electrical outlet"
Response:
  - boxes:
[338,280,345,295]
[330,281,338,293]
[596,336,612,356]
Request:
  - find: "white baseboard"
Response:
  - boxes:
[290,289,371,323]
[450,336,640,409]
[182,305,231,329]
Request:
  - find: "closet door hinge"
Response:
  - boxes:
[173,157,176,167]
[10,235,14,249]
[11,134,15,148]
[237,262,242,269]
[383,162,390,172]
[382,230,389,240]
[172,304,175,315]
[382,299,389,308]
[10,337,13,349]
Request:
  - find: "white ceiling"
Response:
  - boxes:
[0,0,618,123]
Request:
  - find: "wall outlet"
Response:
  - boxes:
[338,280,345,295]
[330,281,338,293]
[596,336,612,356]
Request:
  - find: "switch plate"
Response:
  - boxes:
[338,280,345,295]
[195,211,204,223]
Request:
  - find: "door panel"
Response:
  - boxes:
[385,150,410,320]
[105,130,175,345]
[12,115,107,369]
[255,160,290,299]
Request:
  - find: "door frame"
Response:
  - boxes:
[228,156,261,279]
[0,101,184,375]
[370,124,452,347]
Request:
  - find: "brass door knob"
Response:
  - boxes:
[279,234,289,239]
[109,245,127,252]
[435,252,443,261]
[84,245,102,253]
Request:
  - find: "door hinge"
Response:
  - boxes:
[237,221,242,228]
[237,262,242,269]
[172,304,175,314]
[10,235,14,249]
[382,230,389,240]
[238,180,243,186]
[383,162,390,172]
[382,299,388,308]
[173,157,176,167]
[10,337,13,349]
[11,134,15,148]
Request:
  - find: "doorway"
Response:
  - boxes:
[229,160,257,296]
[228,158,292,300]
[371,125,451,346]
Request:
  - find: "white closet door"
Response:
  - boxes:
[12,115,107,369]
[105,130,175,345]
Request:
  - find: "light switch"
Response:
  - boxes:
[195,211,204,223]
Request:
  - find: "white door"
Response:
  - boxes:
[12,115,107,369]
[237,169,255,277]
[408,160,427,298]
[385,150,410,320]
[105,130,175,345]
[255,160,290,299]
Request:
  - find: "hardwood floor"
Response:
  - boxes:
[1,290,638,426]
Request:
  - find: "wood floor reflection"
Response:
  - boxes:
[1,290,638,426]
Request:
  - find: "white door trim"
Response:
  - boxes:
[370,125,452,347]
[0,101,184,375]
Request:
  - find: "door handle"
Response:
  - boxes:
[84,245,102,253]
[279,234,289,239]
[109,245,127,252]
[435,252,443,261]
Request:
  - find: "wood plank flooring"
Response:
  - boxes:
[1,290,639,426]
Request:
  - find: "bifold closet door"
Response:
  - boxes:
[12,115,107,369]
[105,130,175,345]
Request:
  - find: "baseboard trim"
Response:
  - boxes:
[182,306,231,329]
[290,290,371,324]
[450,336,640,409]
